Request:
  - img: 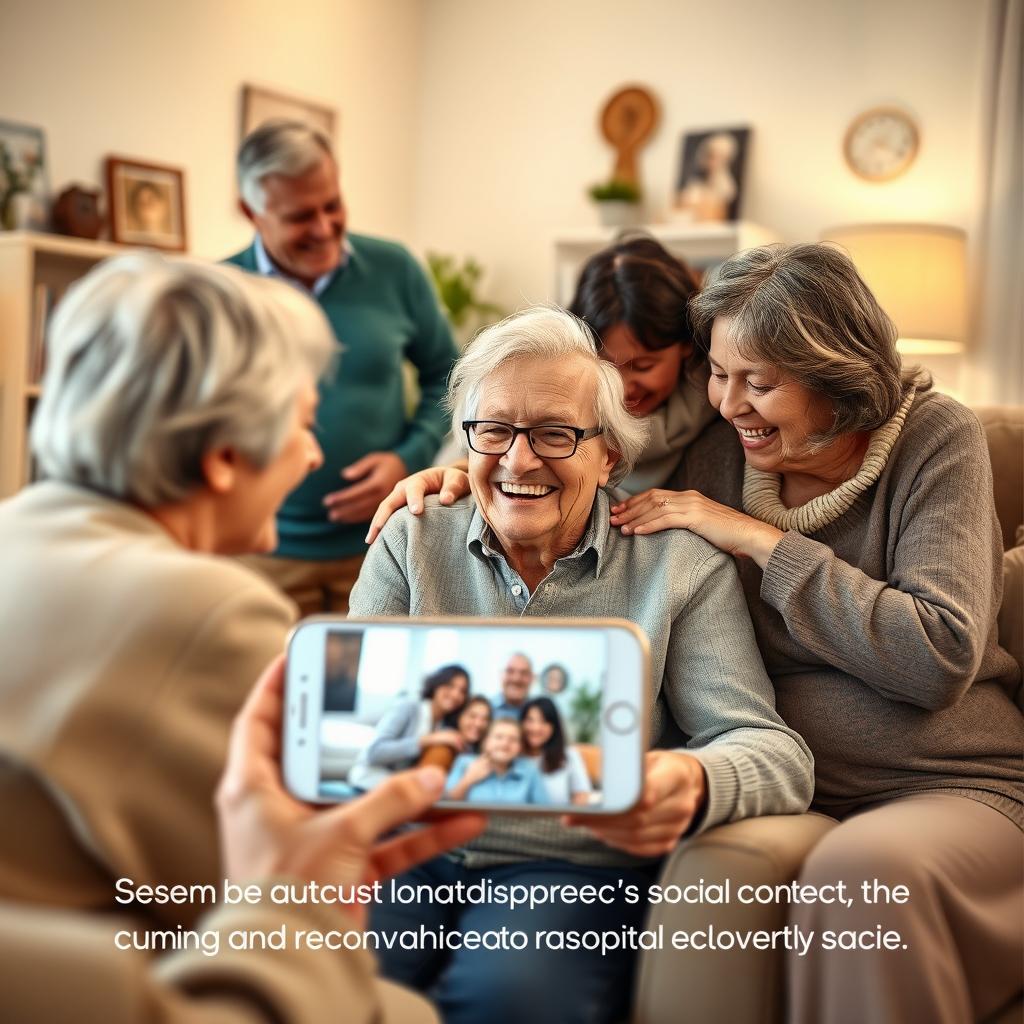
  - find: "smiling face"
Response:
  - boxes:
[458,699,492,745]
[599,322,690,418]
[483,719,522,768]
[707,316,840,475]
[541,666,567,694]
[433,673,469,718]
[501,654,534,706]
[244,154,346,288]
[521,706,554,752]
[468,355,617,568]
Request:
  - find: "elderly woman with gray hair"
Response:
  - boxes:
[611,244,1024,1024]
[0,254,331,929]
[350,306,813,1024]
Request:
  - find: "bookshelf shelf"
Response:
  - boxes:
[0,231,126,496]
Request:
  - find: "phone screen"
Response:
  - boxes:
[285,618,646,814]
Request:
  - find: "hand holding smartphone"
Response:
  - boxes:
[284,617,649,815]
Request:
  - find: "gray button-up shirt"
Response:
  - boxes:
[350,489,813,867]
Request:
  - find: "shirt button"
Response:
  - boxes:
[511,584,522,596]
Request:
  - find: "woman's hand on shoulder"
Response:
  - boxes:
[610,488,783,566]
[365,466,472,544]
[420,729,466,752]
[563,751,706,857]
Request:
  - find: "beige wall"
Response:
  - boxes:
[0,0,995,395]
[0,0,423,258]
[412,0,991,312]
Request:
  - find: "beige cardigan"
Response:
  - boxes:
[0,482,295,928]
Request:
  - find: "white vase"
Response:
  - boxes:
[596,201,641,229]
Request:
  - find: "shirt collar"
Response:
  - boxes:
[465,487,612,579]
[252,233,353,296]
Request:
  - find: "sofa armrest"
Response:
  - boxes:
[633,812,836,1024]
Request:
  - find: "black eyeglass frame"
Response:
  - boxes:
[461,420,604,459]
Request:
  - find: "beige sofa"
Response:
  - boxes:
[633,406,1024,1024]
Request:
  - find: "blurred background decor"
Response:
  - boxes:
[824,223,968,396]
[842,107,919,181]
[0,120,47,231]
[672,126,750,223]
[587,178,642,227]
[588,85,657,226]
[106,156,187,251]
[241,83,337,143]
[426,251,504,347]
[51,185,103,239]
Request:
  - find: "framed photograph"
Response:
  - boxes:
[672,126,751,223]
[241,84,337,143]
[106,157,187,251]
[0,119,49,230]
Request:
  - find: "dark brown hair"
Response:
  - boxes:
[569,234,702,358]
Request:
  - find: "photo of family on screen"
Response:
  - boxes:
[317,626,606,808]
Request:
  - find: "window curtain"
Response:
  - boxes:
[973,0,1023,405]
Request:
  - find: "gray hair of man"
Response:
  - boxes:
[445,306,649,484]
[237,119,333,214]
[31,252,335,507]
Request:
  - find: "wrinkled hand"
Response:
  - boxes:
[610,488,783,567]
[563,751,707,858]
[323,452,408,525]
[216,656,486,925]
[420,729,466,752]
[365,466,471,544]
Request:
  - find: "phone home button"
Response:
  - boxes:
[604,700,637,735]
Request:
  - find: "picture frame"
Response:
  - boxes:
[241,84,337,143]
[672,126,751,223]
[106,157,187,251]
[0,119,50,231]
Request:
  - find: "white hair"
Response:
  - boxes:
[31,252,335,506]
[446,306,648,484]
[237,119,333,214]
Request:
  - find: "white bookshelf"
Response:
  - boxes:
[553,220,781,304]
[0,231,125,497]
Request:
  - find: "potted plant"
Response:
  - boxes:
[587,179,642,228]
[426,252,504,348]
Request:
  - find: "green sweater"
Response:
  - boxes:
[226,234,457,559]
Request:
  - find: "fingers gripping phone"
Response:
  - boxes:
[284,617,649,815]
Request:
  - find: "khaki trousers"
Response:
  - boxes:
[240,552,365,618]
[789,793,1024,1024]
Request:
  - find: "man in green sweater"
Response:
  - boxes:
[226,120,457,613]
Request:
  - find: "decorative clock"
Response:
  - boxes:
[843,107,919,182]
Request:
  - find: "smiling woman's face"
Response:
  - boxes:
[707,316,837,475]
[599,322,689,418]
[468,355,616,563]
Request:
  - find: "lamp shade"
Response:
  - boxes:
[823,224,968,352]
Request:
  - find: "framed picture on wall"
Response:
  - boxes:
[0,119,50,230]
[671,126,751,223]
[106,157,187,250]
[241,84,337,143]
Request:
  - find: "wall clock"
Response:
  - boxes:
[843,107,919,182]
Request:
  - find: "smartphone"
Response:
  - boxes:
[284,616,649,815]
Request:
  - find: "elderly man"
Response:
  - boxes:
[349,307,813,1024]
[493,652,534,719]
[227,120,458,614]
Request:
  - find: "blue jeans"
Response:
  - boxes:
[371,857,655,1024]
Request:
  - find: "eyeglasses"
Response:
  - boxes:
[462,420,604,459]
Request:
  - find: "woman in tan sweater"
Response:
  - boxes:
[612,243,1023,1024]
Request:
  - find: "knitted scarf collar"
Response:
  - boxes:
[742,388,916,534]
[620,382,718,495]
